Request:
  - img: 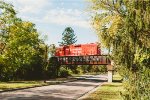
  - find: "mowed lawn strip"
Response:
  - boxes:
[0,81,48,91]
[82,74,125,100]
[0,78,74,91]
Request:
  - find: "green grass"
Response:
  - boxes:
[113,74,123,82]
[0,78,74,91]
[0,81,48,91]
[82,83,124,100]
[82,74,125,100]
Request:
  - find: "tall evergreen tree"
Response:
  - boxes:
[59,27,77,46]
[59,27,77,71]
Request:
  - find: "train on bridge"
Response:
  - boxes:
[51,43,112,82]
[52,43,110,65]
[55,43,101,56]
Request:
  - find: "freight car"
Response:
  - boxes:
[55,43,101,56]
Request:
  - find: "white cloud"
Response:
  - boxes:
[5,0,91,29]
[43,8,91,28]
[5,0,51,14]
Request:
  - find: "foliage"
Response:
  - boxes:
[46,57,60,78]
[78,65,107,74]
[90,65,107,73]
[59,67,71,77]
[0,1,17,80]
[58,27,78,72]
[0,1,45,81]
[3,21,45,80]
[89,0,150,99]
[0,0,17,54]
[59,27,77,46]
[47,59,72,78]
[49,44,56,57]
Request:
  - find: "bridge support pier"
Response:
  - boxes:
[108,70,113,82]
[107,65,114,83]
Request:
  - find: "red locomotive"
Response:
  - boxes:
[55,43,101,56]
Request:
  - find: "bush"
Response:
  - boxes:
[46,57,60,78]
[98,65,107,73]
[59,67,71,77]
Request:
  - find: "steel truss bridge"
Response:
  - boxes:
[51,55,111,65]
[50,55,113,82]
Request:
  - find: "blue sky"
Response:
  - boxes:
[5,0,99,46]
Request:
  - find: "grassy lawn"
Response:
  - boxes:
[0,81,49,91]
[82,74,125,100]
[0,78,74,91]
[113,74,123,82]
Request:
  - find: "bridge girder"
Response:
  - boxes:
[51,55,111,65]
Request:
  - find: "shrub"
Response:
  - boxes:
[59,67,71,77]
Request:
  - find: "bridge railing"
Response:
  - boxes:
[52,55,111,65]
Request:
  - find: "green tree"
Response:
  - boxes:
[59,27,77,46]
[3,21,45,80]
[58,27,77,73]
[0,0,17,54]
[0,1,46,81]
[89,0,150,99]
[0,1,17,80]
[49,44,56,57]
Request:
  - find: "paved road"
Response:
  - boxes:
[0,75,107,100]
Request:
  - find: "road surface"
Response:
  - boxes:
[0,75,107,100]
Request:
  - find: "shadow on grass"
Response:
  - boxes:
[77,78,107,82]
[102,84,122,87]
[112,79,122,83]
[2,81,43,84]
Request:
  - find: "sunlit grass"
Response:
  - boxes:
[82,83,124,100]
[113,74,122,82]
[0,78,73,91]
[82,74,125,100]
[0,81,47,90]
